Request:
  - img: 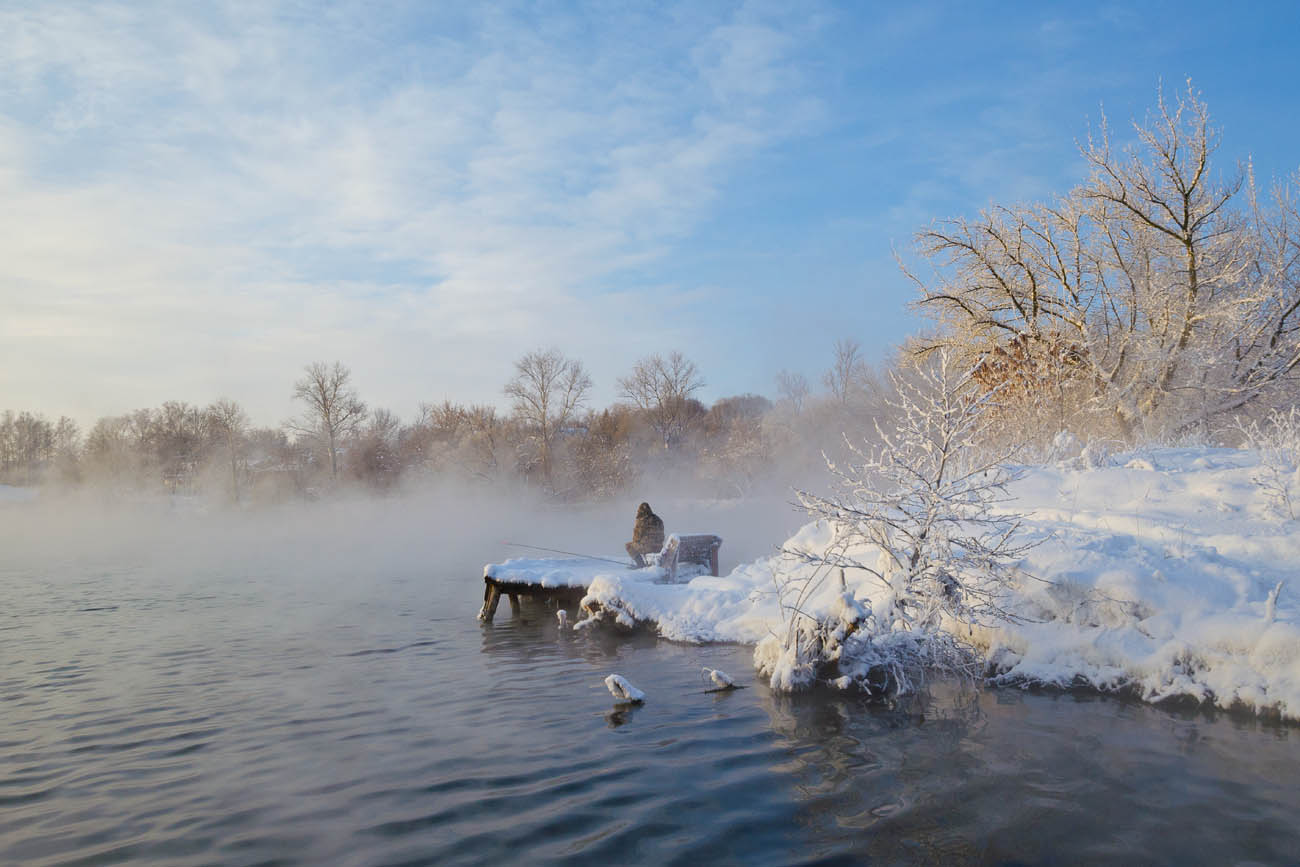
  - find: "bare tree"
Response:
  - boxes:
[207,398,249,501]
[775,369,810,415]
[618,351,706,448]
[822,338,871,405]
[51,416,81,483]
[0,411,11,480]
[504,348,592,489]
[462,405,512,483]
[351,408,402,489]
[572,407,638,497]
[84,415,139,486]
[424,400,469,440]
[138,401,207,491]
[690,394,773,495]
[288,361,368,479]
[0,411,57,485]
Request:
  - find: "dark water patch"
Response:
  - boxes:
[343,639,438,656]
[0,786,58,807]
[65,726,222,756]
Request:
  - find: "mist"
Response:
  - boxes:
[0,480,809,602]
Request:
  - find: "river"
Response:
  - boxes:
[2,498,1297,865]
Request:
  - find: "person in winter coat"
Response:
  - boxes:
[625,502,665,567]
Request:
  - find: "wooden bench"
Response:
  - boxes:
[657,533,722,582]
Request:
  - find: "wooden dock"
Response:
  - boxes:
[478,577,587,622]
[477,534,722,623]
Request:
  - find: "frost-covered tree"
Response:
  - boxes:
[505,348,591,490]
[912,81,1300,442]
[757,351,1032,693]
[288,361,368,480]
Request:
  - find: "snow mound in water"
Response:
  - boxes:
[604,674,645,703]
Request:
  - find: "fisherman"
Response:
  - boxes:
[625,501,665,568]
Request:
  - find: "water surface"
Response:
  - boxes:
[2,524,1297,865]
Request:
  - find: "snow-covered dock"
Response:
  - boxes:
[478,556,626,621]
[477,534,722,623]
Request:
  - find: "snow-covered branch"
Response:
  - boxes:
[757,351,1034,695]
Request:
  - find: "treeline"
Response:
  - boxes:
[0,342,888,502]
[0,412,81,487]
[11,85,1295,498]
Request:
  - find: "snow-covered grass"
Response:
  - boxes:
[1237,407,1300,520]
[571,447,1300,721]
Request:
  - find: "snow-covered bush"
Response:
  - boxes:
[754,568,981,695]
[1239,406,1300,520]
[756,572,872,691]
[757,352,1032,694]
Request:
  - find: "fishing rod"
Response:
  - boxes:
[500,541,630,566]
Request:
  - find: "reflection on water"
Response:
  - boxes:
[605,704,645,728]
[2,564,1297,866]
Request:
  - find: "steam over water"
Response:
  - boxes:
[3,495,1298,865]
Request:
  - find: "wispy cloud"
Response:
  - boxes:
[5,1,1296,424]
[0,0,824,423]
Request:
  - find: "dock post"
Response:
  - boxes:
[508,593,521,616]
[478,583,503,623]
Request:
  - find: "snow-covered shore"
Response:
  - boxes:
[569,448,1300,721]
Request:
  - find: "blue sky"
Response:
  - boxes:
[3,0,1299,426]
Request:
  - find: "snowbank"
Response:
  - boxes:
[576,448,1300,720]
